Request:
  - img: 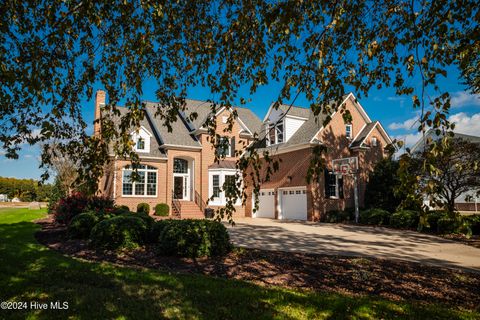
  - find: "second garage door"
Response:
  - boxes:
[279,187,307,220]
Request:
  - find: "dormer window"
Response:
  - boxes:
[131,126,152,153]
[346,124,352,139]
[136,138,145,150]
[267,121,284,146]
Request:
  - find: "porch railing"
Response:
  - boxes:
[171,190,181,218]
[194,190,207,213]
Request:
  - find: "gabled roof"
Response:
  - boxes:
[107,106,167,159]
[263,103,310,122]
[181,99,262,135]
[144,102,202,149]
[349,122,377,148]
[410,130,480,153]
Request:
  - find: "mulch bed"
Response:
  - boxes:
[35,216,480,310]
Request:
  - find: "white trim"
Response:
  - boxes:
[262,102,276,122]
[348,123,367,148]
[345,124,353,140]
[121,165,158,198]
[161,144,202,150]
[130,126,153,137]
[347,93,372,123]
[285,114,308,121]
[208,168,241,206]
[355,121,393,148]
[308,94,350,143]
[259,141,320,157]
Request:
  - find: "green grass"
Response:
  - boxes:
[0,208,477,319]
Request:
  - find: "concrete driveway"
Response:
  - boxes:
[226,218,480,272]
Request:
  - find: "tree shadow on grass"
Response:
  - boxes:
[0,221,475,320]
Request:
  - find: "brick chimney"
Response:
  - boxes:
[94,90,106,136]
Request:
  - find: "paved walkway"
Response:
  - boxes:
[226,218,480,272]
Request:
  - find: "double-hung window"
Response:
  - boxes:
[324,169,344,199]
[267,121,284,145]
[122,165,157,197]
[346,124,352,139]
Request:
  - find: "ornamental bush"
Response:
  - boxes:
[154,203,169,216]
[53,192,89,224]
[67,211,99,239]
[90,215,148,250]
[390,210,419,229]
[426,211,448,232]
[53,193,116,224]
[154,219,231,257]
[463,215,480,235]
[359,208,390,225]
[137,203,150,214]
[323,209,355,223]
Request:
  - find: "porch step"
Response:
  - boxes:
[178,201,204,219]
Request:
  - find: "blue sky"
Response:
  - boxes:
[1,66,479,180]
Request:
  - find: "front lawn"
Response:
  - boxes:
[0,208,478,319]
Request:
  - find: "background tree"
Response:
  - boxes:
[1,0,478,220]
[365,158,406,213]
[412,137,480,216]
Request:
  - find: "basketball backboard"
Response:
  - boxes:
[332,157,358,175]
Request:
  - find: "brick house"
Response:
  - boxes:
[95,91,392,220]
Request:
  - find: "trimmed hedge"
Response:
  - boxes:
[390,210,419,229]
[68,211,99,239]
[463,215,480,235]
[359,208,390,225]
[90,216,148,250]
[137,203,150,214]
[154,219,231,257]
[323,209,355,223]
[155,203,169,216]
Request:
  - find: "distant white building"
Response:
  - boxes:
[11,197,21,203]
[0,194,8,202]
[411,130,480,213]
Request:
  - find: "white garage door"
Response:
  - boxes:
[253,189,275,218]
[280,187,307,220]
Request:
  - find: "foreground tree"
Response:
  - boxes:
[365,158,405,213]
[1,0,478,219]
[404,137,480,216]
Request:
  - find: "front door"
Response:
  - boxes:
[174,176,184,199]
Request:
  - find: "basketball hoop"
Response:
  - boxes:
[332,157,358,176]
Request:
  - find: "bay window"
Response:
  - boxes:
[209,169,241,205]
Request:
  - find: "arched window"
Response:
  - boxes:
[122,165,157,196]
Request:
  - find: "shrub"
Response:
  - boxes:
[155,219,231,257]
[53,192,90,224]
[323,209,355,223]
[359,208,390,225]
[426,211,448,232]
[137,203,150,214]
[154,203,169,216]
[90,216,148,250]
[390,210,419,229]
[67,211,99,239]
[463,215,480,235]
[88,196,115,213]
[437,216,459,234]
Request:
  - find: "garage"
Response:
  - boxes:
[253,189,275,218]
[279,187,308,220]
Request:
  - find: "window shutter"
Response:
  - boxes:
[324,169,330,198]
[230,137,235,157]
[338,176,344,199]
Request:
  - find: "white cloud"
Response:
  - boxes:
[393,132,423,150]
[449,112,480,136]
[388,116,419,130]
[450,91,480,108]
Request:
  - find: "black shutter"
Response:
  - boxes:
[338,176,344,199]
[230,137,235,157]
[324,168,330,198]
